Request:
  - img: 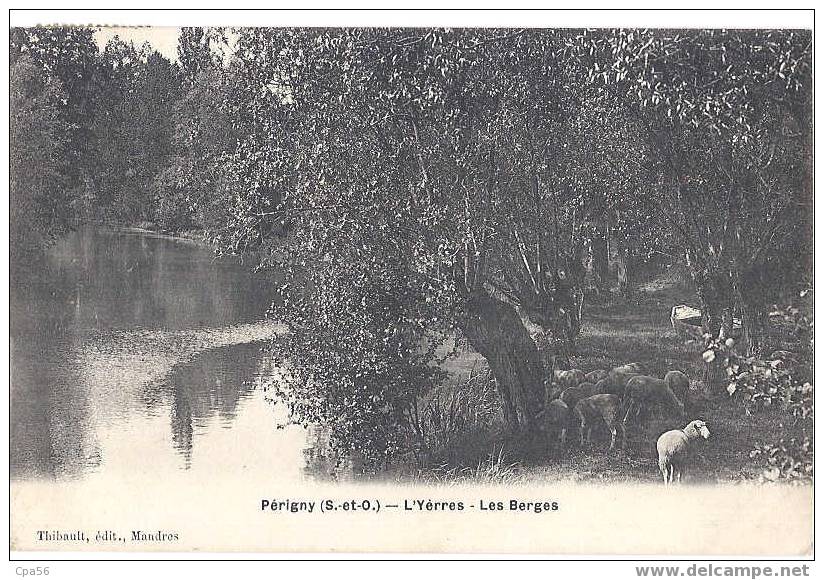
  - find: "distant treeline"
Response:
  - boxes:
[10,27,221,244]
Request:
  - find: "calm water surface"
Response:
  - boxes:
[10,227,346,482]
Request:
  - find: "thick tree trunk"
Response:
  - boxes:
[720,307,735,340]
[583,235,609,295]
[519,283,581,368]
[687,248,736,398]
[696,284,728,397]
[615,252,629,295]
[591,234,609,293]
[737,297,769,357]
[607,227,630,295]
[734,266,769,357]
[740,308,764,357]
[459,291,546,431]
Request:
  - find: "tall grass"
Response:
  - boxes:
[405,366,502,469]
[400,446,525,486]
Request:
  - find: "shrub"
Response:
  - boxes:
[702,288,813,482]
[750,437,813,483]
[265,255,449,472]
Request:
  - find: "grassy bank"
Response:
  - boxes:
[397,274,807,485]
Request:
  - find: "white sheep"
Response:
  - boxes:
[656,420,710,485]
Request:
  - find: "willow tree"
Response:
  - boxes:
[575,29,812,365]
[209,28,600,456]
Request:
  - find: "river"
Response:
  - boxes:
[10,226,348,483]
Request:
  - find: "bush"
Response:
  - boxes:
[702,288,813,483]
[716,346,812,417]
[750,437,813,483]
[701,290,813,417]
[265,255,449,471]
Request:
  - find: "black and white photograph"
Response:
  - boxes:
[6,9,815,563]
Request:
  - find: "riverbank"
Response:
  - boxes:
[125,224,211,247]
[70,217,215,249]
[394,275,808,486]
[113,220,216,250]
[81,320,287,396]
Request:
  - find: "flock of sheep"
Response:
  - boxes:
[537,362,711,485]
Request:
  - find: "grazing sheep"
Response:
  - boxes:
[560,382,597,409]
[553,369,586,390]
[537,399,571,451]
[543,376,562,401]
[596,365,641,397]
[594,377,610,394]
[622,375,685,425]
[618,362,646,374]
[573,394,625,451]
[545,384,563,403]
[657,420,711,485]
[585,369,609,384]
[663,370,690,408]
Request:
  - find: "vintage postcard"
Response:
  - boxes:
[7,10,815,561]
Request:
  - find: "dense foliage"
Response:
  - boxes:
[9,26,813,468]
[577,30,812,358]
[703,286,813,482]
[10,54,73,259]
